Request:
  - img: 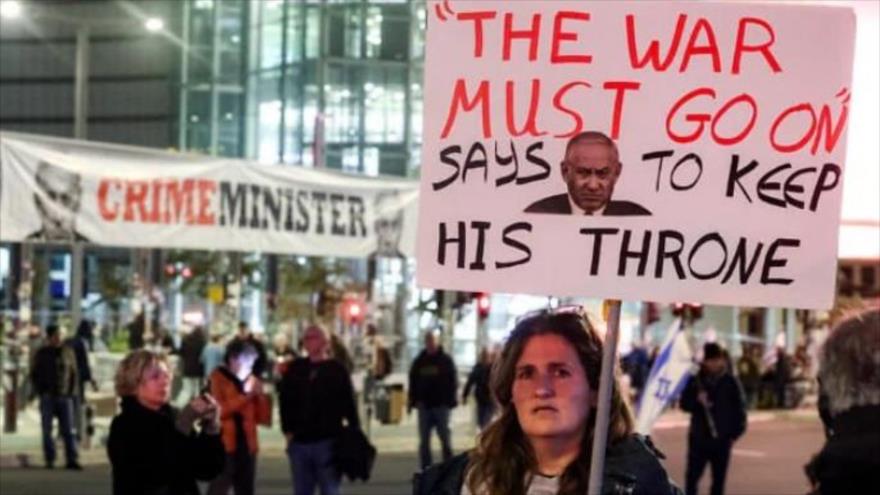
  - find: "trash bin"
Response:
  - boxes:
[374,384,405,425]
[387,384,405,425]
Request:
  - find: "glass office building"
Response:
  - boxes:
[179,0,425,180]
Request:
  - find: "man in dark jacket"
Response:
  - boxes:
[30,324,81,470]
[66,319,98,444]
[462,347,494,430]
[680,343,747,495]
[279,324,360,495]
[805,309,880,494]
[409,331,458,469]
[175,325,206,406]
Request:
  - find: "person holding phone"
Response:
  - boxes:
[207,340,270,495]
[108,349,224,495]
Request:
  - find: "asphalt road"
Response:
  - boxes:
[0,414,824,495]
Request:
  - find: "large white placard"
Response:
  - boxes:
[416,1,856,309]
[0,132,418,259]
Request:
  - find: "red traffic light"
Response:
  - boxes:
[476,292,491,319]
[340,294,367,325]
[165,264,176,276]
[181,266,193,279]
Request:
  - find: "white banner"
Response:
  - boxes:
[636,318,693,435]
[416,1,856,309]
[0,132,418,259]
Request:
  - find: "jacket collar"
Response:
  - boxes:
[216,365,246,394]
[832,404,880,436]
[120,395,173,419]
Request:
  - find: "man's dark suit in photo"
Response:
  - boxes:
[525,194,650,215]
[525,131,650,216]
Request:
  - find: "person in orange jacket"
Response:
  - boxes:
[207,339,269,495]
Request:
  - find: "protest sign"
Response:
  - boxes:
[0,132,419,259]
[416,0,856,309]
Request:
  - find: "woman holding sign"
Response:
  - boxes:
[414,310,681,495]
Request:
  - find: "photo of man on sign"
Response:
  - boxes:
[525,131,651,216]
[25,161,90,243]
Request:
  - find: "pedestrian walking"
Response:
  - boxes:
[408,330,458,469]
[107,349,225,495]
[681,343,747,495]
[207,340,271,495]
[230,322,268,379]
[202,332,227,379]
[66,319,99,442]
[462,347,495,430]
[773,347,792,408]
[271,332,297,382]
[414,309,681,494]
[805,309,880,494]
[127,312,145,351]
[176,325,207,406]
[30,323,81,470]
[735,346,760,409]
[279,324,360,495]
[329,332,355,373]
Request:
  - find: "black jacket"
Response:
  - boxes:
[462,362,492,407]
[680,369,747,443]
[30,344,79,397]
[179,331,207,378]
[409,349,458,409]
[524,194,651,216]
[279,358,360,443]
[334,425,377,482]
[413,434,682,495]
[107,397,225,495]
[805,405,880,494]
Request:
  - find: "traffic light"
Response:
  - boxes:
[164,263,193,279]
[476,292,491,320]
[340,293,366,325]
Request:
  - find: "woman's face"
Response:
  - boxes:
[511,333,595,441]
[135,361,171,410]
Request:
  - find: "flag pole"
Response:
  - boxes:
[587,299,622,495]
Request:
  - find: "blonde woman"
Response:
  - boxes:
[107,349,225,495]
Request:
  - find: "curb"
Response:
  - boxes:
[0,454,33,469]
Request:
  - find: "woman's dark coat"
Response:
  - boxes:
[413,434,682,495]
[107,396,225,495]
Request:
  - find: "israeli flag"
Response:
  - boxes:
[636,318,694,435]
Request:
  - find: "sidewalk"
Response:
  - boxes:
[1,401,818,469]
[0,401,483,468]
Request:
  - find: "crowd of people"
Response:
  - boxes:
[18,307,878,494]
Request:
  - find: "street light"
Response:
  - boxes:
[1,0,166,333]
[144,17,163,32]
[0,0,22,19]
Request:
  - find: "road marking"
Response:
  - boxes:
[732,448,767,458]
